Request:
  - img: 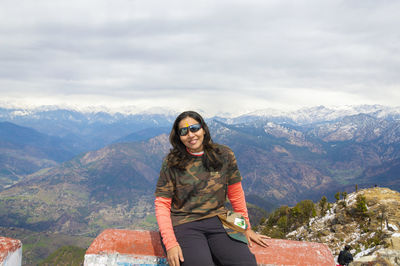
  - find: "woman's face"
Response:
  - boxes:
[178,116,205,153]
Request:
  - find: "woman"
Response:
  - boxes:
[155,111,269,266]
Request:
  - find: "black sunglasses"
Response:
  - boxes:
[178,123,202,136]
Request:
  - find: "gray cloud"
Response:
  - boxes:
[0,0,399,115]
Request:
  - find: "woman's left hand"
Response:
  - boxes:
[245,229,270,248]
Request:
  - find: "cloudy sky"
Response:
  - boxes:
[1,0,399,115]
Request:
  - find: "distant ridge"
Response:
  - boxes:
[1,102,399,119]
[236,105,400,125]
[0,121,76,190]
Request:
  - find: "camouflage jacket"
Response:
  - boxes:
[155,144,242,226]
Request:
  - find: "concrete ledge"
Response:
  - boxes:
[85,229,335,266]
[250,237,335,265]
[0,236,22,266]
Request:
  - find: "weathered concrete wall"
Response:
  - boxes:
[85,229,335,266]
[0,236,22,266]
[85,230,167,266]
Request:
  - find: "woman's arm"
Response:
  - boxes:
[228,182,270,247]
[154,197,179,250]
[227,182,251,228]
[155,197,184,266]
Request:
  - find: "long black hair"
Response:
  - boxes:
[166,111,222,171]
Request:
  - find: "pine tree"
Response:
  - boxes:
[319,196,328,215]
[355,194,367,215]
[334,192,340,202]
[341,191,347,200]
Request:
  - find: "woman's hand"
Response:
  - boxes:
[167,245,184,266]
[245,229,270,248]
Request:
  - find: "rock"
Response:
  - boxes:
[320,229,331,236]
[376,249,400,266]
[388,236,400,250]
[333,214,348,225]
[352,255,376,265]
[335,233,346,241]
[353,249,400,265]
[332,224,343,233]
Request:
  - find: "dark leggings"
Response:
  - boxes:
[172,216,257,266]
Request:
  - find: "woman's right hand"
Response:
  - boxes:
[167,245,184,266]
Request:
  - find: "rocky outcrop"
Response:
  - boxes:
[286,187,400,265]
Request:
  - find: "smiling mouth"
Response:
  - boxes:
[189,139,197,145]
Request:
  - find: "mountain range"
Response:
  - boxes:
[0,106,176,152]
[0,104,399,236]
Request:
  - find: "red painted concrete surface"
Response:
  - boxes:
[0,236,22,262]
[86,229,335,265]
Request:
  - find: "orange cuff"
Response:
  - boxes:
[227,182,251,229]
[155,197,179,251]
